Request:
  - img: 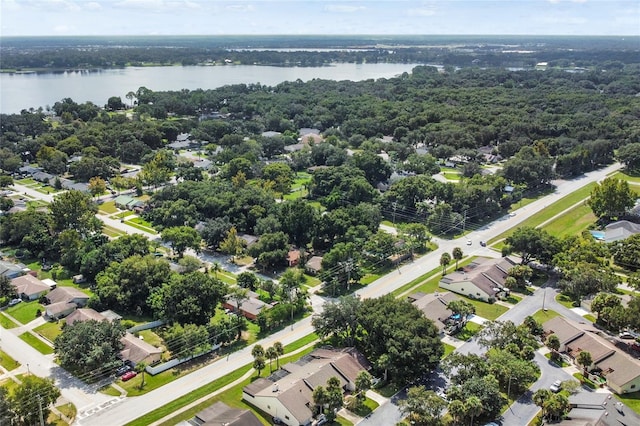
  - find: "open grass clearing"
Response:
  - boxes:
[137,329,164,348]
[556,293,575,309]
[462,298,509,321]
[348,397,379,417]
[454,321,483,341]
[611,170,640,184]
[6,301,44,324]
[98,200,118,214]
[19,332,54,355]
[442,343,456,359]
[0,349,20,371]
[103,225,126,238]
[124,219,158,234]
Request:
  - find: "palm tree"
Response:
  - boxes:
[440,252,452,276]
[251,344,264,360]
[452,247,463,270]
[265,346,277,374]
[447,399,466,425]
[273,341,284,369]
[465,395,483,426]
[546,334,560,361]
[211,262,222,278]
[312,385,328,416]
[253,356,266,377]
[533,388,552,419]
[135,361,148,389]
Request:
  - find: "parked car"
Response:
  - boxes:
[619,331,635,340]
[550,380,562,393]
[480,241,487,247]
[121,371,137,381]
[115,365,130,376]
[466,239,472,245]
[9,298,22,307]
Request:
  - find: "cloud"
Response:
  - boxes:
[325,4,366,13]
[84,2,102,10]
[407,7,437,17]
[225,4,256,12]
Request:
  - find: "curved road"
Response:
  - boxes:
[6,164,622,425]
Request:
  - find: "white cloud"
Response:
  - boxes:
[407,7,436,17]
[225,4,256,12]
[325,5,366,13]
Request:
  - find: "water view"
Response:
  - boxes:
[1,62,421,114]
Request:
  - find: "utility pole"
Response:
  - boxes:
[392,201,397,226]
[38,396,44,426]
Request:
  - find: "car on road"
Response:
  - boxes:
[480,241,487,247]
[8,298,22,307]
[619,331,635,339]
[550,380,562,393]
[121,371,137,381]
[466,239,472,245]
[509,212,517,217]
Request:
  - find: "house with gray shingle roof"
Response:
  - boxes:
[242,348,369,426]
[11,275,49,300]
[439,257,516,302]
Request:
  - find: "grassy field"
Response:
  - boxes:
[124,217,158,234]
[541,203,596,238]
[611,170,640,184]
[6,301,44,324]
[103,225,127,238]
[442,343,456,359]
[98,200,118,214]
[555,294,575,309]
[19,332,54,355]
[34,321,64,342]
[464,299,509,320]
[488,182,597,245]
[0,349,20,371]
[455,321,483,341]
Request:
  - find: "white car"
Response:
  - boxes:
[9,298,22,307]
[550,380,562,393]
[466,239,472,245]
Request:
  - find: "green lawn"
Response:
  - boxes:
[118,368,181,397]
[442,172,461,180]
[542,203,596,239]
[531,309,560,325]
[348,397,379,417]
[137,329,164,348]
[455,321,483,341]
[583,314,596,323]
[124,218,158,234]
[34,321,64,343]
[611,170,640,184]
[555,294,575,309]
[282,188,308,201]
[98,200,118,214]
[488,182,597,245]
[0,313,18,329]
[442,343,456,359]
[19,332,54,355]
[214,270,237,285]
[103,225,126,238]
[0,349,20,371]
[6,301,44,324]
[615,391,640,415]
[463,298,508,320]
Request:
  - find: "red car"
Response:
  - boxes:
[121,371,137,381]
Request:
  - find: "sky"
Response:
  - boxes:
[1,0,639,37]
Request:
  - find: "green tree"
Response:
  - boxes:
[219,226,245,262]
[325,376,344,422]
[227,286,249,340]
[54,319,125,374]
[447,299,475,326]
[160,323,210,359]
[440,252,451,275]
[253,356,266,376]
[262,162,295,194]
[49,189,101,236]
[588,177,636,220]
[533,388,553,419]
[546,334,560,359]
[88,176,107,198]
[545,393,570,422]
[161,226,201,258]
[10,375,60,426]
[273,341,284,369]
[399,386,446,426]
[451,247,463,270]
[507,264,533,287]
[135,361,148,389]
[149,271,226,325]
[312,295,362,346]
[251,344,265,360]
[0,275,15,306]
[591,292,622,324]
[265,346,277,374]
[354,371,373,404]
[464,395,483,426]
[0,387,14,425]
[312,385,329,416]
[612,234,640,270]
[617,143,640,172]
[577,351,593,376]
[505,226,560,265]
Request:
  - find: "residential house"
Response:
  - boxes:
[114,195,145,211]
[178,401,262,426]
[0,260,28,279]
[242,348,370,426]
[305,256,323,276]
[120,332,163,366]
[555,392,640,425]
[223,290,274,321]
[32,171,54,183]
[287,249,301,267]
[238,234,259,248]
[44,286,90,320]
[11,275,49,300]
[598,220,640,243]
[439,257,516,302]
[65,308,109,327]
[543,317,640,394]
[409,291,465,335]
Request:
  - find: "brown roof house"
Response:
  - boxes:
[11,275,49,301]
[242,348,370,426]
[439,257,516,302]
[120,332,163,366]
[65,308,109,327]
[44,286,90,320]
[181,401,262,426]
[223,290,274,321]
[410,291,466,335]
[305,256,323,276]
[543,316,640,394]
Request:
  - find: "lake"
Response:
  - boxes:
[0,62,421,114]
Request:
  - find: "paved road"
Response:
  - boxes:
[7,164,621,425]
